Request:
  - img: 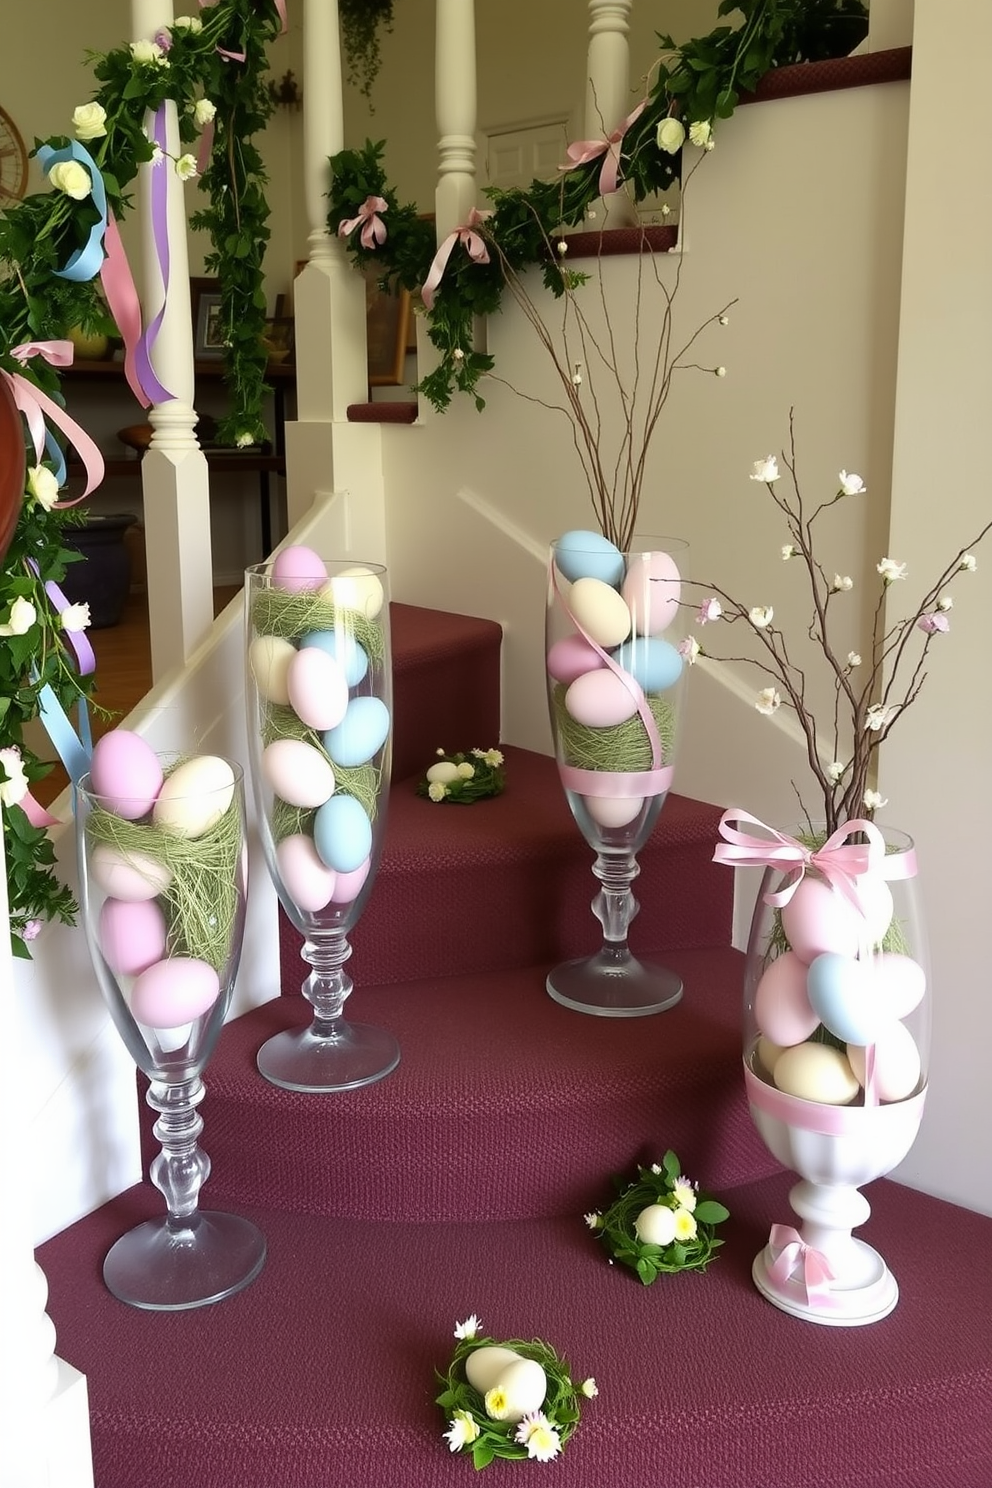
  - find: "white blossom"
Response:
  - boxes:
[129,38,169,66]
[863,789,888,812]
[755,687,781,716]
[847,651,862,667]
[678,635,700,665]
[877,557,907,584]
[959,554,977,572]
[831,574,853,593]
[937,594,954,611]
[781,544,797,560]
[750,455,780,483]
[838,470,866,496]
[48,160,92,200]
[194,97,216,127]
[60,603,91,633]
[748,605,774,629]
[27,465,60,511]
[0,748,30,808]
[688,120,712,147]
[453,1315,480,1340]
[172,14,203,31]
[580,1378,599,1399]
[556,240,568,256]
[865,704,892,732]
[656,118,686,154]
[828,761,846,784]
[583,1212,601,1230]
[714,365,726,377]
[0,597,37,636]
[72,103,107,141]
[175,153,198,182]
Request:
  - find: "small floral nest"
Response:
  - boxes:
[417,747,505,804]
[585,1150,730,1285]
[437,1316,596,1468]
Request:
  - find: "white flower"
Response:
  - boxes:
[580,1378,599,1399]
[704,138,715,151]
[678,635,700,665]
[175,153,198,182]
[847,651,862,667]
[937,594,954,611]
[483,749,503,766]
[696,598,722,625]
[0,748,30,808]
[750,455,780,483]
[748,605,774,629]
[60,603,91,633]
[656,117,686,154]
[827,761,846,784]
[571,362,583,386]
[672,1177,697,1212]
[48,160,92,201]
[129,38,169,66]
[194,97,216,127]
[452,347,464,361]
[457,762,475,779]
[149,145,165,167]
[72,102,107,141]
[27,465,60,511]
[650,1163,663,1175]
[172,14,203,31]
[583,1212,601,1230]
[755,687,781,716]
[865,704,892,732]
[235,432,255,449]
[673,1207,698,1241]
[714,365,726,377]
[688,119,712,147]
[838,470,866,496]
[660,202,671,217]
[428,781,448,802]
[444,1410,480,1452]
[863,789,888,812]
[831,574,853,592]
[781,544,797,560]
[454,1315,480,1340]
[514,1413,562,1462]
[877,557,907,584]
[0,596,37,636]
[959,553,977,572]
[556,240,568,257]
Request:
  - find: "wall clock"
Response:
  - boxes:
[0,104,28,207]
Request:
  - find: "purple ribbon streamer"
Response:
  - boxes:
[135,106,174,405]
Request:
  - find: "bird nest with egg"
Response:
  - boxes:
[585,1150,730,1285]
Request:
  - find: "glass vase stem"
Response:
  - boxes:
[591,851,640,948]
[302,931,353,1029]
[147,1077,210,1225]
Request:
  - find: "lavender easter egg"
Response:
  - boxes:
[568,577,632,649]
[89,730,163,820]
[753,950,820,1046]
[262,739,335,808]
[806,952,883,1046]
[271,545,326,593]
[286,646,349,732]
[553,530,624,586]
[621,549,682,635]
[564,668,639,728]
[98,897,168,978]
[848,1022,922,1102]
[546,633,605,685]
[131,957,221,1029]
[90,843,173,902]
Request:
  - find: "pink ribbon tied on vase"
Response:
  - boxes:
[560,101,647,197]
[420,209,492,313]
[767,1224,835,1307]
[338,195,389,251]
[5,342,105,502]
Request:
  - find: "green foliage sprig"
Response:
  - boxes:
[586,1150,730,1285]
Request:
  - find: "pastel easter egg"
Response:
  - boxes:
[276,834,336,913]
[131,957,221,1029]
[554,530,625,587]
[300,629,369,687]
[465,1346,522,1397]
[331,856,372,903]
[621,549,682,635]
[806,953,883,1046]
[568,577,632,649]
[875,952,926,1019]
[314,794,373,873]
[262,739,335,808]
[755,1035,788,1080]
[90,843,173,902]
[323,697,390,767]
[586,795,644,828]
[853,874,894,946]
[546,633,605,685]
[773,1042,860,1105]
[492,1358,547,1423]
[848,1022,922,1103]
[286,647,349,732]
[754,950,820,1047]
[89,730,164,820]
[271,544,327,593]
[98,897,168,978]
[152,756,236,839]
[781,877,862,964]
[564,668,639,728]
[634,1202,678,1246]
[426,760,461,784]
[323,567,384,618]
[612,636,683,693]
[249,634,296,705]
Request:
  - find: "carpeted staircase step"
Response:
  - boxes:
[391,603,502,784]
[39,1170,992,1488]
[193,947,777,1222]
[279,747,735,993]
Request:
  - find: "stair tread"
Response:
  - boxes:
[391,601,502,669]
[39,1171,992,1488]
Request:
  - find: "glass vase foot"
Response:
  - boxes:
[256,1020,401,1092]
[103,1210,267,1311]
[546,950,683,1018]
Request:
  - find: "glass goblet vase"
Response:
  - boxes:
[545,532,690,1017]
[245,552,400,1093]
[76,751,266,1310]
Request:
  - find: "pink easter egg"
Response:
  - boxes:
[131,958,221,1029]
[98,897,168,978]
[89,730,164,820]
[875,952,926,1019]
[286,647,349,732]
[271,545,327,593]
[564,668,639,728]
[753,950,820,1046]
[90,843,173,902]
[781,877,862,965]
[331,856,371,903]
[276,833,336,912]
[848,1021,922,1103]
[546,633,605,685]
[621,550,682,636]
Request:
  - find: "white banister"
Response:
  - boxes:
[585,0,637,226]
[133,0,215,679]
[435,0,478,238]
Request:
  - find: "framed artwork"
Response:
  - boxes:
[365,268,411,387]
[190,276,225,360]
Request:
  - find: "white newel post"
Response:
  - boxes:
[434,0,478,238]
[585,0,637,227]
[133,0,215,680]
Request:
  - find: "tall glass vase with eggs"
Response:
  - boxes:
[245,547,400,1092]
[75,733,266,1309]
[720,816,930,1325]
[545,532,690,1016]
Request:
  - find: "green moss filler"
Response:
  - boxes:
[251,586,385,665]
[551,682,676,771]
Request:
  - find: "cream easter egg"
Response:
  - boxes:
[426,760,461,784]
[773,1042,860,1105]
[564,668,639,728]
[568,576,632,649]
[276,834,336,913]
[262,739,335,809]
[153,756,236,838]
[464,1346,522,1397]
[585,794,644,829]
[249,634,296,705]
[324,566,384,618]
[848,1022,922,1102]
[131,957,221,1029]
[753,950,820,1047]
[90,843,173,902]
[875,952,926,1019]
[492,1358,548,1423]
[286,646,349,732]
[755,1035,788,1080]
[634,1202,678,1246]
[621,549,682,635]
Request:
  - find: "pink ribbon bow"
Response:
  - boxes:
[338,195,389,251]
[420,209,492,312]
[767,1224,835,1307]
[4,343,105,503]
[560,101,647,196]
[711,809,905,910]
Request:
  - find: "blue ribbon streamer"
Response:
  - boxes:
[37,141,108,283]
[44,428,67,488]
[36,684,92,785]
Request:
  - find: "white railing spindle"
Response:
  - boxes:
[435,0,478,238]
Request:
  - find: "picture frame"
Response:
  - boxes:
[364,268,411,387]
[190,276,225,360]
[262,316,295,365]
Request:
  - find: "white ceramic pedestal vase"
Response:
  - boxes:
[729,818,930,1326]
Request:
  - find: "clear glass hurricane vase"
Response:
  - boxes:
[245,555,400,1093]
[742,824,930,1325]
[545,533,690,1016]
[75,758,266,1310]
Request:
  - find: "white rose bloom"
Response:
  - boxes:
[0,748,30,808]
[129,38,168,66]
[72,102,107,141]
[194,97,216,126]
[175,153,198,182]
[838,470,866,496]
[750,455,780,483]
[172,14,203,31]
[688,120,712,147]
[61,603,92,633]
[49,160,92,201]
[0,597,38,636]
[656,117,686,154]
[27,465,60,511]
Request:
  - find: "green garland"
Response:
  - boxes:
[586,1150,730,1285]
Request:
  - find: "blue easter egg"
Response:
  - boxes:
[554,530,625,587]
[300,628,369,687]
[612,636,683,692]
[806,953,883,1046]
[314,794,373,874]
[323,696,390,767]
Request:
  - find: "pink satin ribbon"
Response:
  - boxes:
[744,1063,927,1136]
[559,764,673,797]
[713,809,917,911]
[561,101,647,196]
[338,195,388,250]
[4,345,105,502]
[22,791,61,829]
[766,1224,835,1307]
[420,209,492,312]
